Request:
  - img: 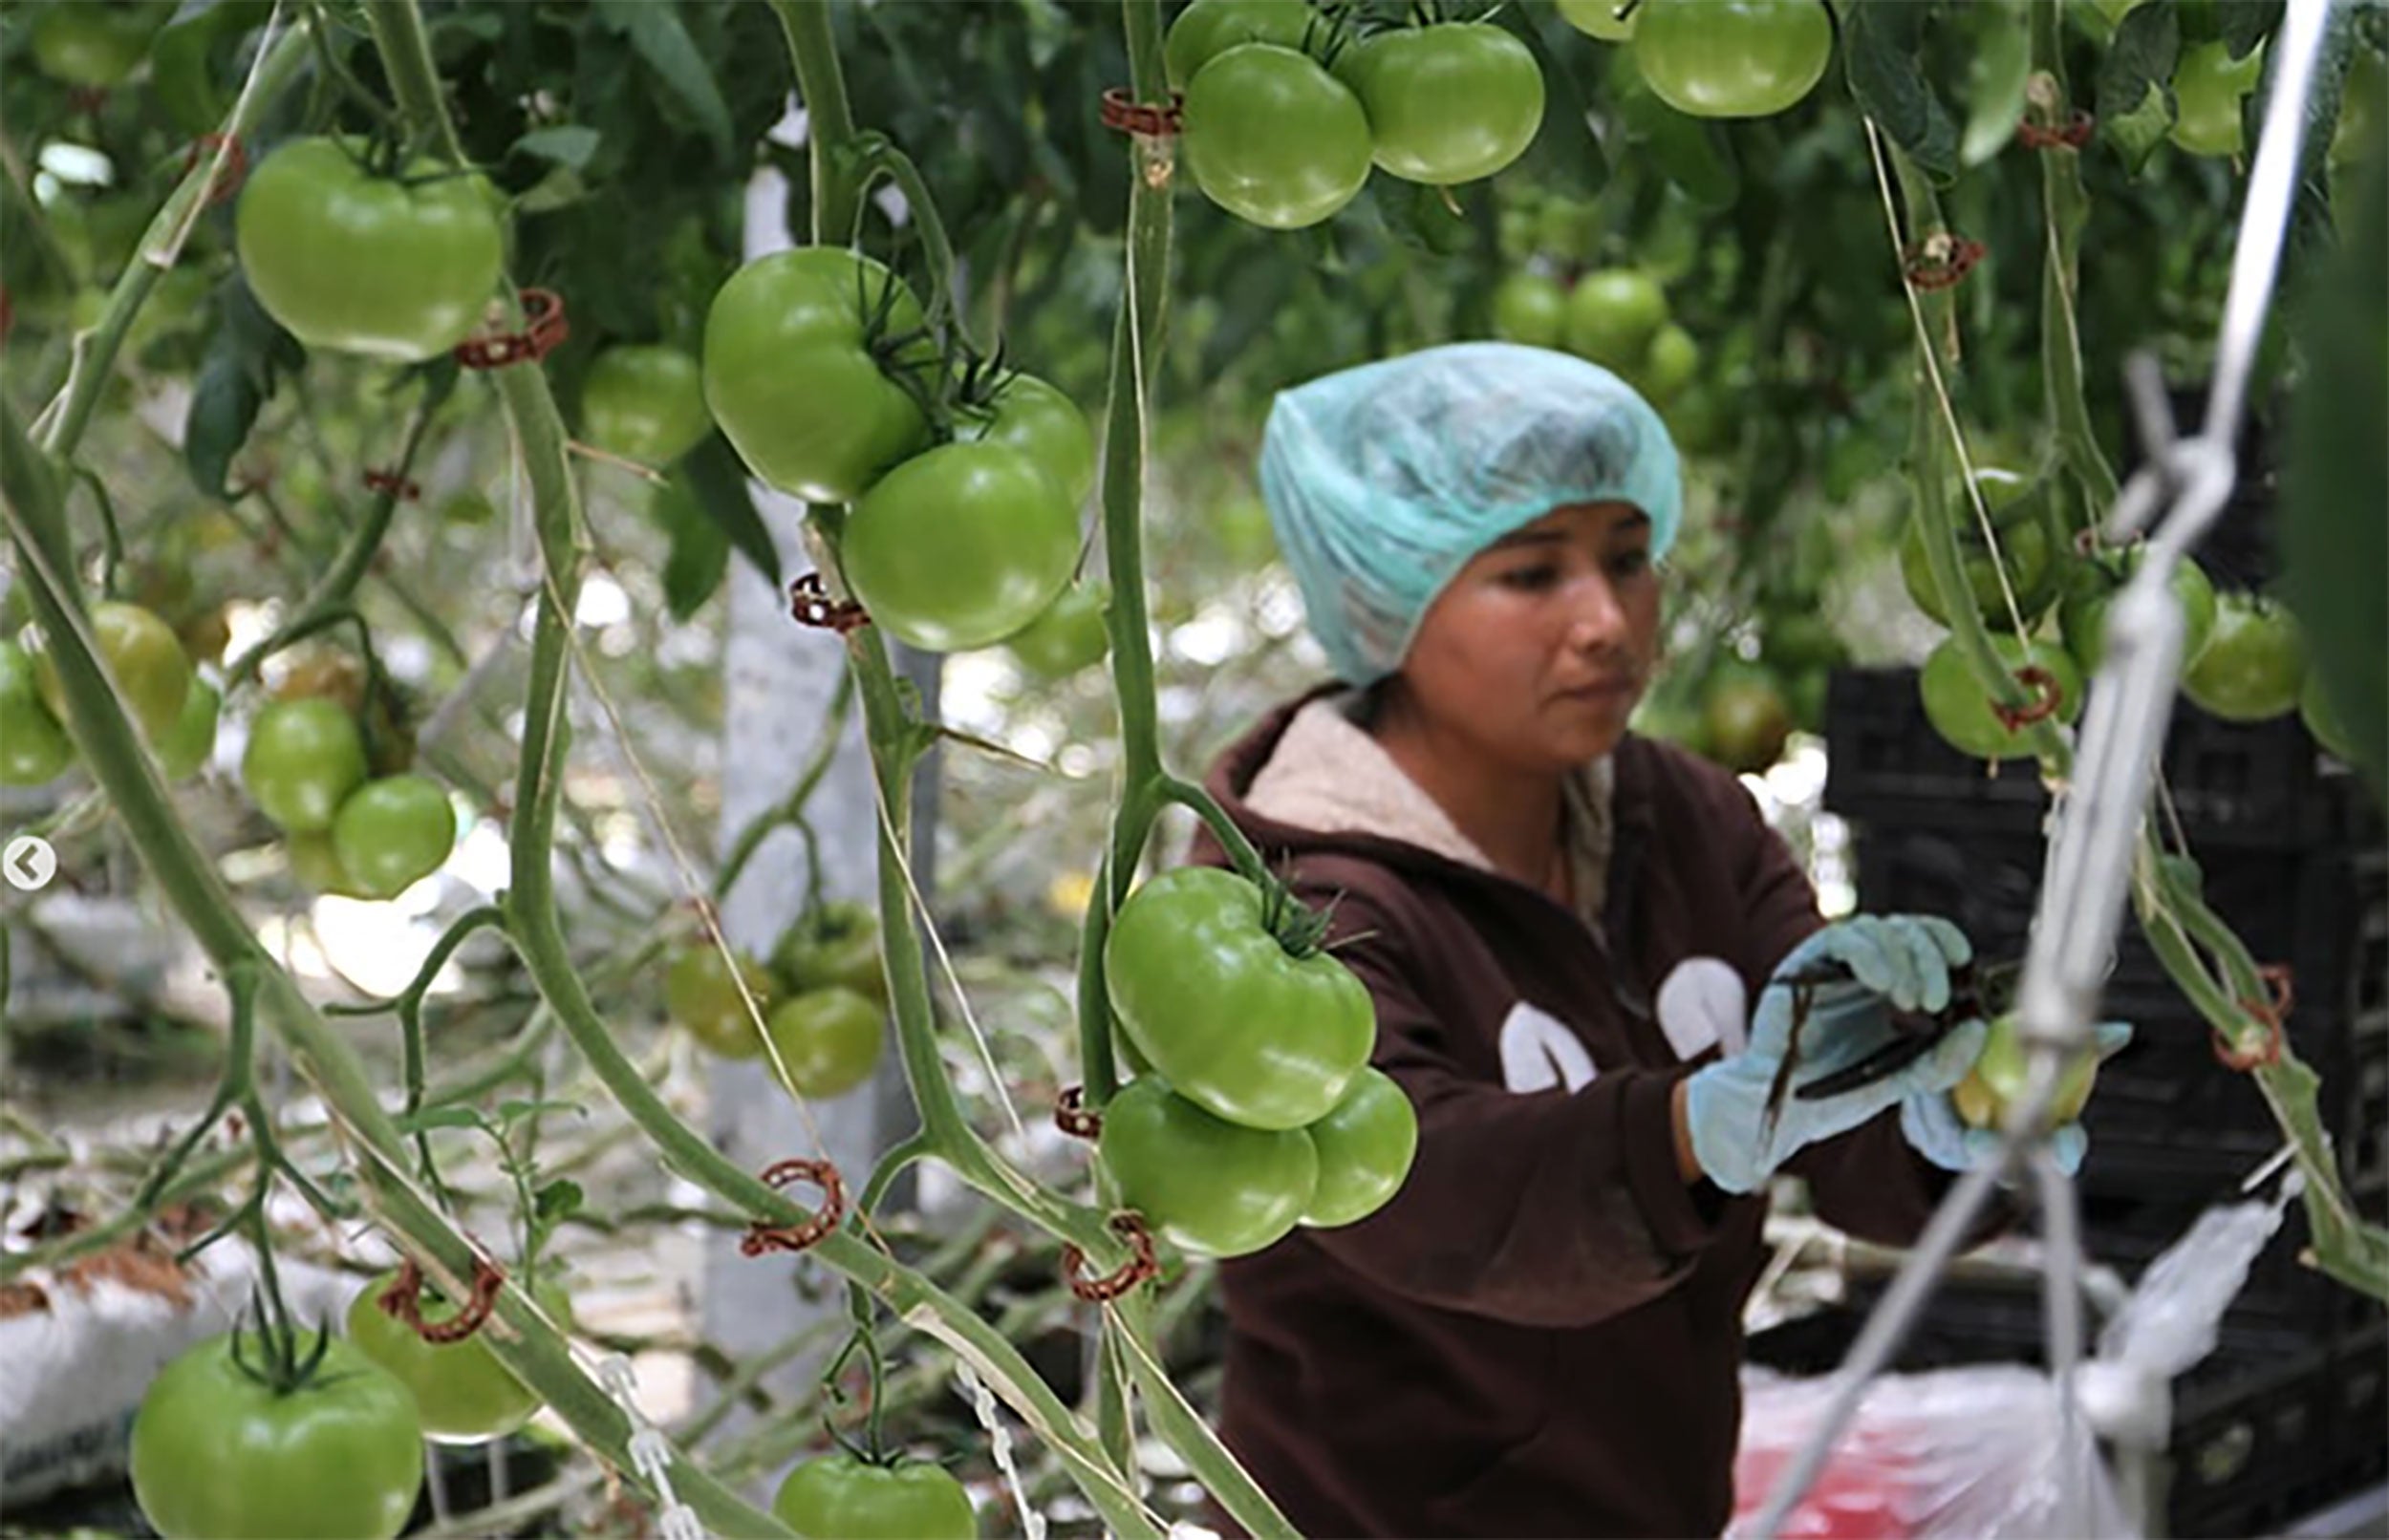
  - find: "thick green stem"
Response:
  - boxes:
[2031,1,2120,519]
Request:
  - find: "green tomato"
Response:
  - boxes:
[1104,866,1376,1131]
[1098,1077,1319,1257]
[31,1,172,88]
[242,698,369,834]
[1634,321,1701,404]
[1701,663,1795,775]
[130,1333,423,1540]
[958,373,1098,506]
[1337,23,1545,186]
[844,441,1079,652]
[28,601,193,744]
[1563,269,1668,372]
[1003,582,1112,681]
[774,901,888,1003]
[1900,506,2055,627]
[1951,1016,2099,1130]
[773,1454,977,1540]
[1491,270,1568,349]
[1301,1066,1418,1229]
[331,774,456,900]
[345,1271,551,1444]
[236,138,505,363]
[1557,0,1639,42]
[1535,197,1603,262]
[579,344,712,466]
[2169,41,2265,159]
[1631,0,1835,118]
[0,640,75,785]
[703,247,935,503]
[2183,594,2307,722]
[289,830,367,899]
[1918,633,2086,761]
[1664,383,1733,456]
[1163,0,1313,92]
[764,986,884,1100]
[2055,549,2218,676]
[1183,44,1375,230]
[156,677,221,781]
[2302,670,2360,763]
[666,945,777,1059]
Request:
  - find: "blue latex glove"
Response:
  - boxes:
[1902,1021,2136,1176]
[1685,916,1989,1194]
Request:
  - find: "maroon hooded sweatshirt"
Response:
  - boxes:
[1186,686,1993,1539]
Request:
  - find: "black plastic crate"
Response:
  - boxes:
[1823,667,2384,850]
[2169,1326,2389,1539]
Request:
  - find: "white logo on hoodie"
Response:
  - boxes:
[1496,957,1747,1093]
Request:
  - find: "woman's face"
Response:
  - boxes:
[1389,501,1661,773]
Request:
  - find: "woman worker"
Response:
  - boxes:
[1188,342,2124,1537]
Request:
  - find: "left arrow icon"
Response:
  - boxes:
[5,835,57,891]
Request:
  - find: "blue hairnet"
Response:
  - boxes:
[1257,341,1681,686]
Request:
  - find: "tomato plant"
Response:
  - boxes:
[666,945,777,1059]
[235,138,506,363]
[27,600,193,744]
[1898,467,2060,625]
[130,1333,424,1540]
[242,698,370,834]
[764,986,884,1100]
[843,441,1079,652]
[2055,548,2218,676]
[2183,593,2306,722]
[958,373,1098,506]
[1918,633,2085,761]
[1098,1077,1319,1257]
[579,344,713,466]
[1003,581,1112,680]
[1182,44,1374,230]
[0,640,74,785]
[703,247,935,503]
[1336,23,1545,187]
[345,1273,551,1444]
[332,774,458,900]
[775,901,890,1003]
[1104,866,1375,1131]
[773,1454,978,1540]
[1631,0,1835,118]
[1299,1066,1417,1229]
[1951,1016,2100,1131]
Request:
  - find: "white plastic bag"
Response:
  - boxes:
[1731,1185,2298,1539]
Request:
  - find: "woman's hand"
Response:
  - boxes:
[1679,916,1987,1193]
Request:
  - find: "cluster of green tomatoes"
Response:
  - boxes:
[665,901,892,1102]
[1099,866,1418,1258]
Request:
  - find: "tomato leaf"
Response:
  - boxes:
[2217,0,2283,59]
[2098,1,2182,172]
[183,276,302,499]
[512,124,602,172]
[680,435,783,588]
[2282,145,2386,795]
[1841,0,1960,182]
[651,473,732,619]
[532,1179,584,1226]
[152,0,272,139]
[593,0,734,162]
[397,1106,484,1134]
[1961,2,2034,167]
